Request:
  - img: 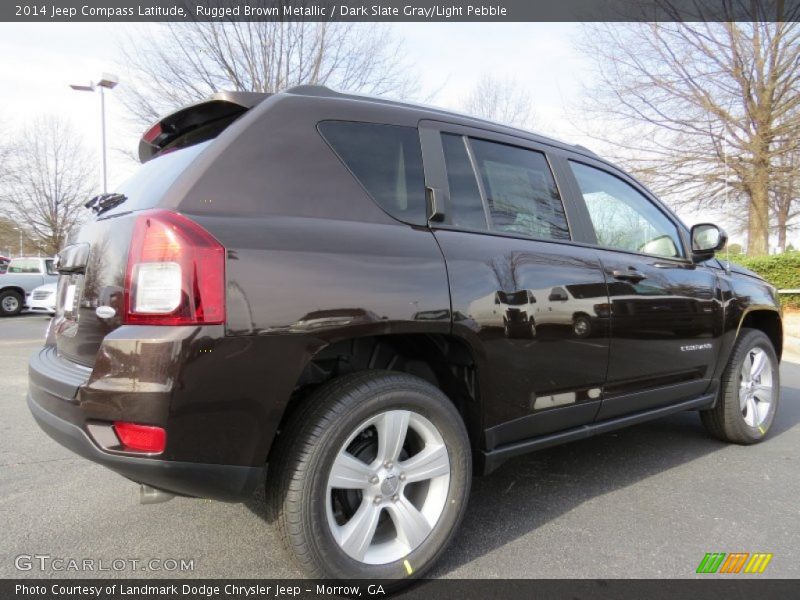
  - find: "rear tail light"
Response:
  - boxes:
[113,422,166,454]
[124,209,225,325]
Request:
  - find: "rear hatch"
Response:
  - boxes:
[53,144,205,366]
[53,91,267,367]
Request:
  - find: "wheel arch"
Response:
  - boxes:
[737,307,783,360]
[270,332,485,467]
[0,285,26,297]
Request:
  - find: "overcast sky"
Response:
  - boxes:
[0,22,747,241]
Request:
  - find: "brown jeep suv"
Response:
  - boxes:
[28,86,782,581]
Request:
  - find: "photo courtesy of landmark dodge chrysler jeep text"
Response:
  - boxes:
[28,87,783,583]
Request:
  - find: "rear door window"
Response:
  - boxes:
[440,133,487,230]
[318,121,427,225]
[469,139,570,241]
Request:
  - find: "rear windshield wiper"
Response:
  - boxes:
[85,193,128,215]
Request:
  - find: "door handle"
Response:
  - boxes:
[612,269,647,282]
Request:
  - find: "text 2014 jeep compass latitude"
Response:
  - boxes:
[28,86,783,581]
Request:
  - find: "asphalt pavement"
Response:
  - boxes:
[1,314,798,579]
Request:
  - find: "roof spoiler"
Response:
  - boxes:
[138,91,269,163]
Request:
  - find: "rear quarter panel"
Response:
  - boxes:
[187,214,451,465]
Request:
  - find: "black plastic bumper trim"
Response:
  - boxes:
[28,392,265,502]
[28,345,90,402]
[479,392,716,475]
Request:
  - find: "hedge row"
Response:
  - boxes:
[728,251,800,309]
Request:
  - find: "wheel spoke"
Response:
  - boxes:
[753,383,773,400]
[386,497,432,551]
[329,451,373,489]
[376,410,410,464]
[400,444,450,483]
[745,396,759,427]
[337,499,382,561]
[740,360,752,383]
[739,383,750,409]
[750,350,767,380]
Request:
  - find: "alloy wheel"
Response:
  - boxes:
[325,410,451,565]
[739,347,773,428]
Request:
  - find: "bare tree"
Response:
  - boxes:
[770,148,800,252]
[461,75,536,129]
[577,8,800,256]
[120,20,416,126]
[0,117,97,256]
[0,217,34,257]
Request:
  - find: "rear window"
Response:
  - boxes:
[101,141,212,217]
[318,121,427,225]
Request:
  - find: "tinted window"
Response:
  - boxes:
[45,259,57,275]
[570,162,682,258]
[319,121,426,225]
[470,139,569,240]
[105,140,212,217]
[499,290,533,305]
[441,133,487,230]
[567,283,608,299]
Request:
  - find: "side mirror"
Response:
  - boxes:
[690,223,727,262]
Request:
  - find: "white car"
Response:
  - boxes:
[26,282,57,315]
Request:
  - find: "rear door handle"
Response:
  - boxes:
[612,269,647,282]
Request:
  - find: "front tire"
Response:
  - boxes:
[268,371,471,581]
[700,329,779,444]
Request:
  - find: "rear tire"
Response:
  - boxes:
[0,290,23,316]
[268,371,471,582]
[700,329,779,444]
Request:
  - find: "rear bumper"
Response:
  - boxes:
[27,345,265,502]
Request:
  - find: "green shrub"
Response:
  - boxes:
[728,251,800,309]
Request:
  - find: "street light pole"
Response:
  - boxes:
[100,84,107,193]
[69,73,119,193]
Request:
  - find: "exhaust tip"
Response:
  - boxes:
[139,484,175,505]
